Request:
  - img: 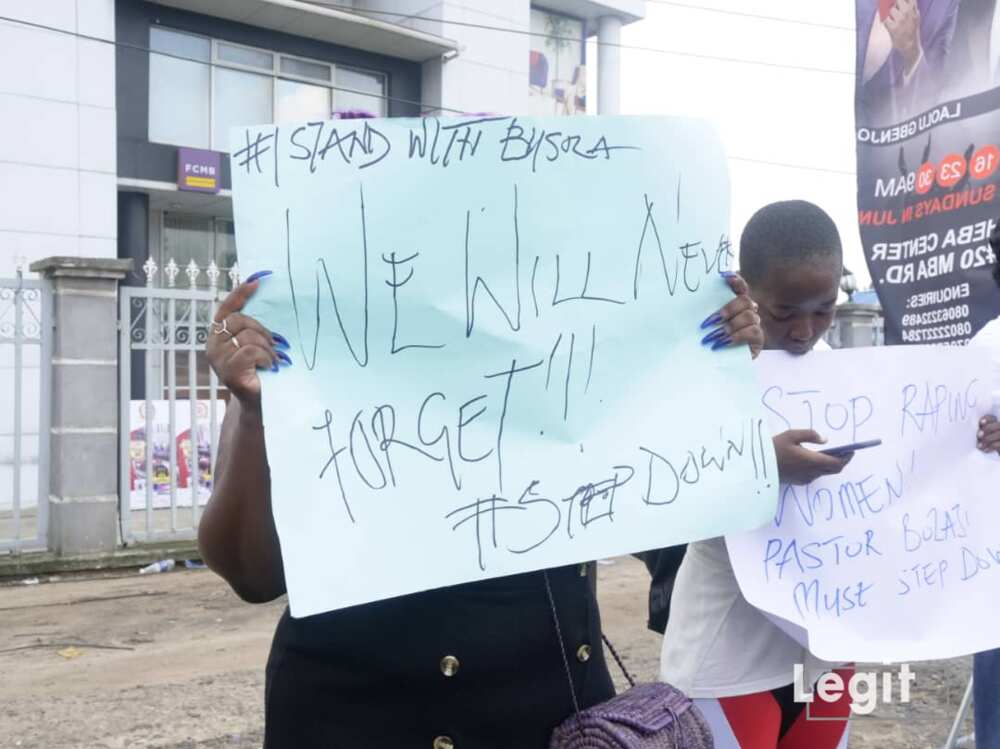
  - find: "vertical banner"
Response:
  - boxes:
[856,0,999,344]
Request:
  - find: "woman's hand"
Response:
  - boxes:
[774,430,853,485]
[199,271,289,603]
[701,272,765,359]
[979,415,1000,455]
[206,272,290,403]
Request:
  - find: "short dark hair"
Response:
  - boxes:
[991,221,1000,288]
[740,200,843,286]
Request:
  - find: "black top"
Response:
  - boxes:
[264,563,614,749]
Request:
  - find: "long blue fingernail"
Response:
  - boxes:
[270,361,280,373]
[246,270,273,284]
[719,270,737,279]
[700,312,724,330]
[711,335,733,350]
[276,350,293,366]
[701,327,728,345]
[272,333,290,348]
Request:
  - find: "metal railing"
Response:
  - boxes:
[0,274,52,552]
[117,258,235,544]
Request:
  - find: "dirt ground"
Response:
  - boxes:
[0,557,975,748]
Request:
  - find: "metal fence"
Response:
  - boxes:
[0,275,52,553]
[118,258,235,544]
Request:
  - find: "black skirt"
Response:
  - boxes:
[264,564,614,749]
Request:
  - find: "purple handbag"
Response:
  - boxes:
[543,574,714,749]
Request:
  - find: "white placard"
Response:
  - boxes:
[728,345,1000,662]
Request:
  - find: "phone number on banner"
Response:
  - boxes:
[900,321,973,343]
[901,304,971,327]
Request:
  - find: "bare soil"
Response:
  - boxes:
[0,557,974,748]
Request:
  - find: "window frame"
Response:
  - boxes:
[149,26,390,151]
[148,26,214,149]
[332,62,391,117]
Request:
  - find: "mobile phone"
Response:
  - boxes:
[819,439,883,458]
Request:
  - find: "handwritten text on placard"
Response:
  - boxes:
[728,346,999,662]
[231,116,779,617]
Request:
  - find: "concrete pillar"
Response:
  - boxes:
[597,15,623,115]
[30,257,132,555]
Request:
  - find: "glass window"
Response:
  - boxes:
[334,67,387,116]
[214,220,237,277]
[160,214,237,289]
[277,79,331,123]
[217,42,274,70]
[147,27,392,147]
[281,56,331,82]
[213,68,274,151]
[527,9,586,116]
[151,27,211,61]
[148,29,211,147]
[162,213,214,279]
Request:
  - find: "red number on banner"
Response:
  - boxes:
[915,163,936,195]
[970,145,1000,181]
[937,153,967,189]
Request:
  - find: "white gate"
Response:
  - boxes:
[118,259,235,544]
[0,274,52,552]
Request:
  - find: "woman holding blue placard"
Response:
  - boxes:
[198,261,764,748]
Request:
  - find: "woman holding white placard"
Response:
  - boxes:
[661,201,857,749]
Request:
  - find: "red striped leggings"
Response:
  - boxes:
[694,668,854,749]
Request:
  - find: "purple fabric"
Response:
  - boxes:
[549,683,713,749]
[334,109,501,119]
[333,109,376,119]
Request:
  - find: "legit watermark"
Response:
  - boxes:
[793,663,916,718]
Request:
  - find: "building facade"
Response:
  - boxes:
[0,0,645,555]
[0,0,118,280]
[2,0,646,282]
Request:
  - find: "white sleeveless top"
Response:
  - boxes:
[659,341,835,698]
[971,316,1000,411]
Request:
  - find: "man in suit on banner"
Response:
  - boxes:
[857,0,960,124]
[949,0,1000,94]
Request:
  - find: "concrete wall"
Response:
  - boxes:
[357,0,532,115]
[0,1,116,517]
[433,1,531,116]
[354,0,642,116]
[0,0,118,278]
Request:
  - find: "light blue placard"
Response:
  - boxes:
[230,115,778,617]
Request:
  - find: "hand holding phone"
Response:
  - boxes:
[818,439,883,459]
